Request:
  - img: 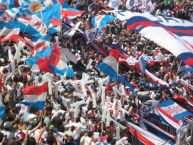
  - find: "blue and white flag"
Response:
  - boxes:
[85,28,98,43]
[0,0,15,15]
[126,0,154,12]
[91,15,115,32]
[108,0,122,10]
[63,21,81,38]
[178,61,193,74]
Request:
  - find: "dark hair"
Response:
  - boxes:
[0,132,4,142]
[26,137,36,145]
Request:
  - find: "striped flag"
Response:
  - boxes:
[21,82,48,109]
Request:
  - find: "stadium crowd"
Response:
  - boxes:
[0,0,192,145]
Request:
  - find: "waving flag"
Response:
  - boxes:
[155,99,193,129]
[22,82,48,109]
[108,0,122,10]
[126,0,154,12]
[85,28,98,43]
[114,11,193,67]
[91,15,115,32]
[48,44,68,75]
[61,2,84,19]
[115,11,193,44]
[136,56,169,86]
[63,21,81,38]
[127,122,170,145]
[98,49,119,80]
[0,0,15,15]
[26,45,54,66]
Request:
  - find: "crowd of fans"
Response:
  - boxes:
[0,0,192,145]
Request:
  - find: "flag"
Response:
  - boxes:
[155,99,192,129]
[114,11,193,67]
[136,56,169,86]
[0,0,15,15]
[127,122,171,145]
[108,0,122,10]
[48,44,68,75]
[178,61,193,74]
[61,2,84,19]
[63,21,81,38]
[114,10,193,45]
[85,28,98,43]
[126,0,154,12]
[21,82,48,109]
[26,45,54,66]
[17,4,60,37]
[91,15,115,32]
[48,44,75,77]
[97,49,120,80]
[2,28,20,41]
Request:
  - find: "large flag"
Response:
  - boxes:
[21,82,48,109]
[127,122,170,145]
[114,11,193,67]
[91,15,115,32]
[108,0,122,10]
[114,11,193,45]
[155,99,193,129]
[48,44,69,76]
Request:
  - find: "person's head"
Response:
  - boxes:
[0,132,4,142]
[26,137,36,145]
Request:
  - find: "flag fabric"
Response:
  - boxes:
[155,99,193,129]
[114,10,193,45]
[63,21,81,38]
[48,44,68,75]
[26,45,54,66]
[0,0,15,15]
[108,0,122,10]
[85,28,98,43]
[1,4,61,38]
[126,0,154,12]
[114,11,193,67]
[97,49,120,80]
[136,56,169,86]
[21,82,48,109]
[61,2,84,19]
[91,15,115,32]
[127,122,170,145]
[178,61,193,74]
